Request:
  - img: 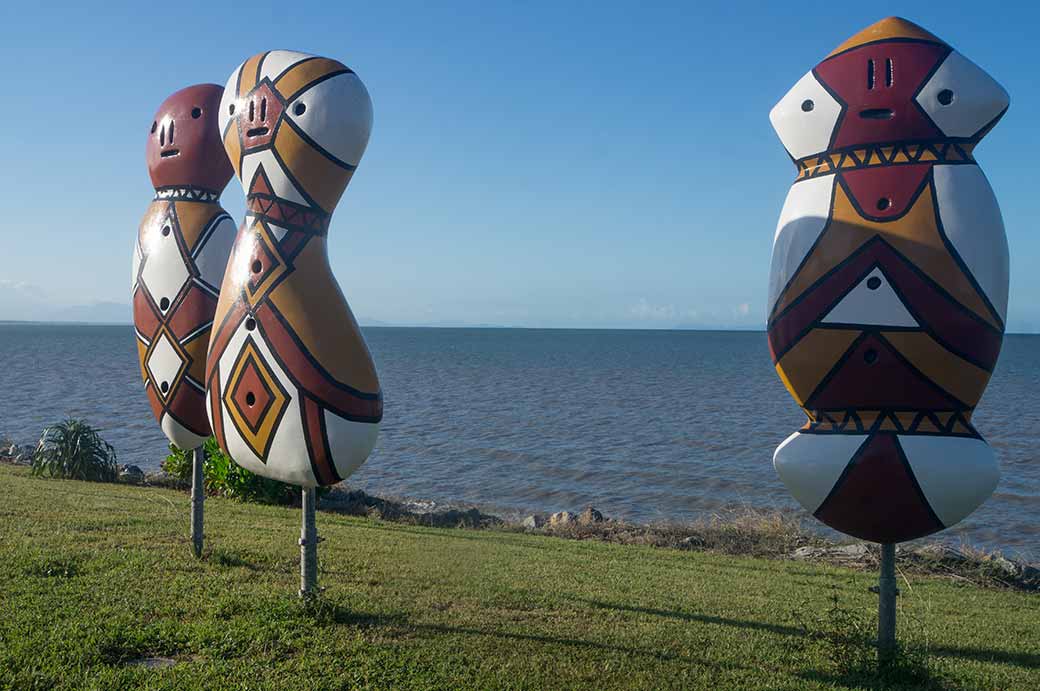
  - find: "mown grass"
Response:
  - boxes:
[0,464,1037,690]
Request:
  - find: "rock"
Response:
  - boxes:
[912,543,968,563]
[119,464,145,484]
[521,515,545,529]
[578,506,604,525]
[548,511,576,528]
[792,543,871,562]
[680,535,706,549]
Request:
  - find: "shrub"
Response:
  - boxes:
[31,419,118,482]
[163,437,321,505]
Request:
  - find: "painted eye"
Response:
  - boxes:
[293,102,306,116]
[769,71,841,160]
[916,51,1008,138]
[191,107,202,119]
[151,121,157,133]
[229,104,235,115]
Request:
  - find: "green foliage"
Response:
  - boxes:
[793,586,949,689]
[162,437,318,505]
[30,418,118,482]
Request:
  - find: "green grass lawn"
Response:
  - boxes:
[1,464,1037,690]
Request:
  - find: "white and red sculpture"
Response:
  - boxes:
[767,17,1010,544]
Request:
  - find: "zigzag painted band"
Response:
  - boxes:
[800,408,979,437]
[794,140,977,182]
[247,193,330,235]
[153,186,222,202]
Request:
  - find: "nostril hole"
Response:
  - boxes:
[159,297,170,311]
[245,392,256,407]
[229,103,235,115]
[863,348,879,365]
[161,225,171,237]
[260,97,267,121]
[293,102,306,116]
[151,121,157,134]
[245,318,256,331]
[191,107,202,119]
[251,260,262,274]
[937,89,954,106]
[160,381,169,393]
[867,276,882,290]
[249,99,255,122]
[160,125,165,147]
[876,197,891,211]
[169,120,175,144]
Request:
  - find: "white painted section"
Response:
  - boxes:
[769,70,842,160]
[259,50,313,83]
[160,413,207,452]
[286,72,372,167]
[822,267,919,327]
[219,62,243,139]
[267,223,290,241]
[146,332,185,400]
[131,238,142,292]
[193,215,237,293]
[773,432,868,513]
[239,149,310,205]
[768,176,836,311]
[139,221,189,311]
[324,409,379,481]
[898,435,999,528]
[916,51,1009,139]
[933,164,1009,322]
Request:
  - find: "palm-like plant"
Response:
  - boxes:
[31,419,118,482]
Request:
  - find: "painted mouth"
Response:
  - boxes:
[859,108,894,120]
[246,126,270,138]
[160,149,180,158]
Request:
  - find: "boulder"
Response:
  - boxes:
[521,515,545,529]
[119,465,145,484]
[548,511,576,528]
[578,506,605,525]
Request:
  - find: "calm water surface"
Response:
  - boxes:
[1,324,1037,556]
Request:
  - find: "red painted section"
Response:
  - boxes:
[815,42,947,149]
[814,433,943,542]
[168,383,211,436]
[132,287,160,338]
[840,164,930,219]
[167,283,218,341]
[205,300,249,384]
[302,395,340,485]
[209,364,227,452]
[805,333,962,410]
[147,84,234,192]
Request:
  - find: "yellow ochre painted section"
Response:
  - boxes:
[827,17,946,58]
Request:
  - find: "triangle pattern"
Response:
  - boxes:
[822,267,919,327]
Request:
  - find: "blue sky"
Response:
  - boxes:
[1,1,1037,329]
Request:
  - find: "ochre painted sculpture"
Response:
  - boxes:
[767,18,1009,543]
[133,84,236,450]
[206,51,382,488]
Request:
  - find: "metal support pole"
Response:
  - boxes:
[300,487,318,598]
[877,543,898,664]
[190,445,204,558]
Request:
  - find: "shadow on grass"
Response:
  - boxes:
[573,597,805,637]
[414,622,749,671]
[576,597,1040,672]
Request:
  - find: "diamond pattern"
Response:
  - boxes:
[223,337,290,461]
[144,328,189,400]
[139,211,190,313]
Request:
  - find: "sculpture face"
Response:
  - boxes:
[147,84,234,192]
[766,18,1009,543]
[206,51,381,488]
[134,84,236,450]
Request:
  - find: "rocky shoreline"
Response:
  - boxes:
[3,440,1037,591]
